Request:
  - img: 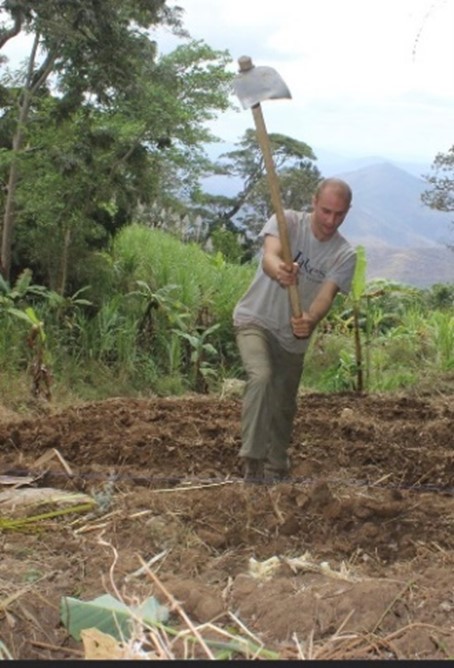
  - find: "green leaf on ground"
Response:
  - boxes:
[60,593,169,641]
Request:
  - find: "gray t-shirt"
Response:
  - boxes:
[233,210,357,353]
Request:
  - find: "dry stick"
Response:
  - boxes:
[293,628,315,661]
[316,620,397,661]
[379,635,404,661]
[363,634,384,658]
[97,538,171,660]
[372,473,393,486]
[73,521,112,534]
[307,629,314,661]
[97,536,163,657]
[149,480,235,494]
[97,537,121,602]
[429,634,451,657]
[0,586,33,612]
[0,571,57,612]
[16,600,53,643]
[384,621,453,642]
[124,549,169,582]
[152,623,175,661]
[72,509,123,532]
[380,636,401,659]
[321,595,418,662]
[431,541,449,556]
[313,610,356,659]
[370,578,417,634]
[363,631,408,660]
[33,590,60,612]
[30,640,83,658]
[227,611,269,660]
[228,610,264,647]
[410,463,443,489]
[178,620,273,661]
[321,617,448,661]
[266,488,285,524]
[320,633,379,661]
[239,485,254,531]
[138,555,215,660]
[33,447,74,477]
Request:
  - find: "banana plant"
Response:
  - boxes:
[8,306,53,399]
[349,245,367,391]
[172,323,220,393]
[345,250,419,391]
[0,268,49,306]
[343,247,387,391]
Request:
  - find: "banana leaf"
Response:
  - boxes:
[60,593,169,642]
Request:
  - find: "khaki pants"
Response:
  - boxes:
[236,326,304,471]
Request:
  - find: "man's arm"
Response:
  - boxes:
[291,280,339,339]
[307,280,339,323]
[262,234,298,285]
[262,234,339,339]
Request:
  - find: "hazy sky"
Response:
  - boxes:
[161,0,453,167]
[2,0,452,169]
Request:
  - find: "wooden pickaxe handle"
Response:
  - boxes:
[250,103,302,318]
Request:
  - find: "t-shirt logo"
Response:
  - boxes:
[294,251,326,282]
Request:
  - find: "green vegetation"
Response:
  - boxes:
[0,2,452,408]
[0,224,452,408]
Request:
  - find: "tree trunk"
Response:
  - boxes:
[58,226,72,297]
[353,307,363,392]
[1,113,27,280]
[1,32,57,280]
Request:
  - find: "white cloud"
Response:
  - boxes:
[175,0,453,164]
[2,0,452,164]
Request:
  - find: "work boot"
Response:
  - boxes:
[242,457,265,483]
[263,463,289,484]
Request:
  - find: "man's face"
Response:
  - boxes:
[311,187,351,241]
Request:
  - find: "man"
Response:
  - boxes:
[233,177,356,482]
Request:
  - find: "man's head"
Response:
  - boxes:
[311,178,352,241]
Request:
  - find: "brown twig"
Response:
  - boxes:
[266,488,285,524]
[370,578,417,634]
[29,640,83,657]
[149,480,235,493]
[384,622,453,641]
[315,620,453,661]
[138,555,216,659]
[430,633,452,657]
[318,578,416,660]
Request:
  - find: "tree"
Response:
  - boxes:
[422,146,454,250]
[0,0,184,281]
[219,129,318,222]
[0,2,234,291]
[188,129,321,253]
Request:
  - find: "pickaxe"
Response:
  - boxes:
[233,56,302,318]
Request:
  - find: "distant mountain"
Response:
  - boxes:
[314,147,429,179]
[364,246,453,288]
[337,162,451,248]
[202,145,453,287]
[334,162,453,287]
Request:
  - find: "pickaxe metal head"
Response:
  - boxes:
[231,55,301,318]
[232,55,292,110]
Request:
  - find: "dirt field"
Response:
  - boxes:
[0,387,453,660]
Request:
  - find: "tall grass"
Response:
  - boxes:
[303,300,453,393]
[1,224,452,406]
[107,225,254,390]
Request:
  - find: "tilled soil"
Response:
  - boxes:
[0,390,453,660]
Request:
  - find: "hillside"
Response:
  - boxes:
[364,245,453,288]
[337,162,452,248]
[204,154,453,287]
[333,162,453,286]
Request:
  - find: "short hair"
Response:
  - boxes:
[314,178,352,207]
